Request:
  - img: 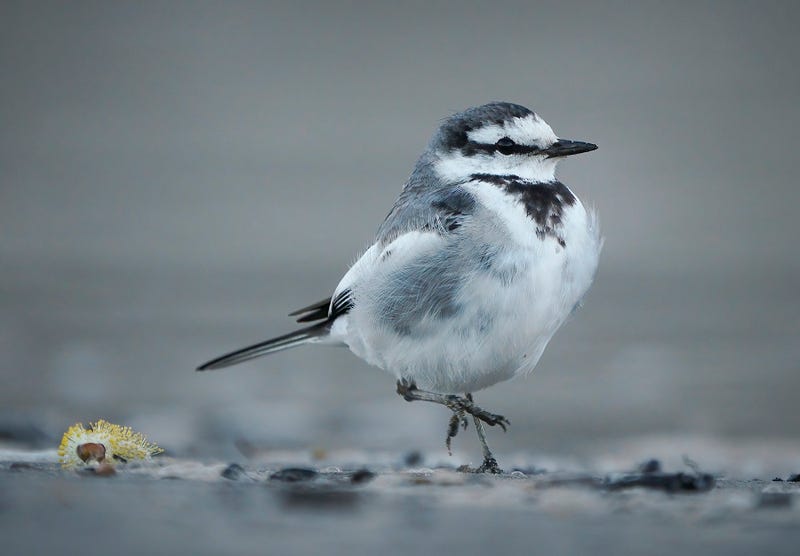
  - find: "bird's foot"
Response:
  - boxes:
[397,378,510,430]
[476,456,503,474]
[457,457,503,475]
[396,379,509,458]
[444,394,510,431]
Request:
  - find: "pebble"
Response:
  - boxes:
[403,451,423,467]
[638,459,661,474]
[350,469,376,484]
[221,463,245,480]
[270,467,318,482]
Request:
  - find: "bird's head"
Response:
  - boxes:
[428,102,596,184]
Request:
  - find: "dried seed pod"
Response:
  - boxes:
[58,420,163,468]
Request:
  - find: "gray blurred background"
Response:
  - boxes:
[1,0,798,464]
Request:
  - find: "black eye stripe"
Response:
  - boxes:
[466,141,542,156]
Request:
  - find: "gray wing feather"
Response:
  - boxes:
[369,183,518,338]
[376,246,468,336]
[376,185,476,244]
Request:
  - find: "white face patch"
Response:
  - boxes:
[466,114,558,148]
[434,113,561,183]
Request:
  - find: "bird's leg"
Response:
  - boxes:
[396,379,510,429]
[396,379,509,465]
[467,394,502,474]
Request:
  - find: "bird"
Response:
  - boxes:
[198,102,601,473]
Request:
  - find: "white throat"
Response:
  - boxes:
[434,152,558,183]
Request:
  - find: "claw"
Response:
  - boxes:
[445,413,460,455]
[473,409,510,431]
[396,378,417,401]
[489,415,510,432]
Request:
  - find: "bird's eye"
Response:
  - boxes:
[495,137,516,155]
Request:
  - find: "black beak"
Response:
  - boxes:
[543,139,598,158]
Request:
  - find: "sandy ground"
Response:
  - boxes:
[2,443,799,556]
[1,268,798,555]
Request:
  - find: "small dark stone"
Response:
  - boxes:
[9,462,37,471]
[350,469,376,484]
[221,463,245,480]
[680,473,716,491]
[270,467,318,482]
[605,471,715,493]
[787,474,800,482]
[638,459,661,474]
[404,451,423,467]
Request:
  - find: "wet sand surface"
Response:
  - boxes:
[2,445,799,556]
[1,267,798,554]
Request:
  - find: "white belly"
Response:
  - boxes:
[334,185,601,394]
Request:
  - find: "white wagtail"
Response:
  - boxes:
[198,102,600,473]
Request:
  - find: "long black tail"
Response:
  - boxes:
[197,321,330,371]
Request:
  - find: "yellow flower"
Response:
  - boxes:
[58,420,163,469]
